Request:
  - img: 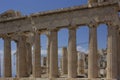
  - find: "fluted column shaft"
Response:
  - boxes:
[68,28,77,78]
[88,26,98,78]
[117,30,120,77]
[47,34,50,75]
[33,33,41,77]
[16,42,19,77]
[107,24,118,79]
[78,52,85,74]
[49,30,58,78]
[62,47,68,74]
[17,36,28,77]
[26,43,32,76]
[4,37,12,77]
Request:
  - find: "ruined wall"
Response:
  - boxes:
[88,0,116,4]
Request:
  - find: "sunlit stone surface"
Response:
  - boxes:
[0,0,120,80]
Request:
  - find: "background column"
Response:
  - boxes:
[46,33,50,76]
[16,41,19,77]
[49,29,58,78]
[88,25,98,78]
[33,32,41,77]
[62,47,68,74]
[78,52,85,75]
[4,37,12,77]
[68,28,77,78]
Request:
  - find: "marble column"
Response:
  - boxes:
[17,35,28,77]
[26,43,32,76]
[4,37,12,77]
[117,30,120,78]
[49,29,58,78]
[88,25,98,78]
[43,57,47,67]
[62,47,68,74]
[33,32,41,77]
[107,24,118,79]
[78,52,85,75]
[68,28,77,78]
[46,34,50,75]
[16,41,19,77]
[60,58,62,72]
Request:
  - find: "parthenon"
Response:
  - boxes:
[0,0,120,80]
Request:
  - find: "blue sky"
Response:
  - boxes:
[0,0,87,15]
[0,0,107,52]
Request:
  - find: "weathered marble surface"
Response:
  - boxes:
[0,2,119,35]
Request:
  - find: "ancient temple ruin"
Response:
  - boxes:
[0,0,120,80]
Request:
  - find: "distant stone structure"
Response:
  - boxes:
[61,47,68,75]
[0,10,21,20]
[0,0,120,80]
[77,51,86,75]
[98,49,107,78]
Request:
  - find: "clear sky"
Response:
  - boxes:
[0,0,108,77]
[0,0,87,15]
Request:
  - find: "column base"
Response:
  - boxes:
[0,77,119,80]
[0,78,118,80]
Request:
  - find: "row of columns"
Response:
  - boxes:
[60,24,119,79]
[88,23,119,79]
[2,23,119,79]
[60,26,98,78]
[3,35,33,77]
[61,49,86,75]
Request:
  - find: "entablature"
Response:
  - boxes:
[0,2,119,35]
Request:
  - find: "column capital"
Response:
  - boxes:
[33,31,40,35]
[46,31,51,38]
[2,35,11,40]
[18,35,27,41]
[107,22,119,30]
[88,23,98,28]
[68,25,77,30]
[48,28,59,32]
